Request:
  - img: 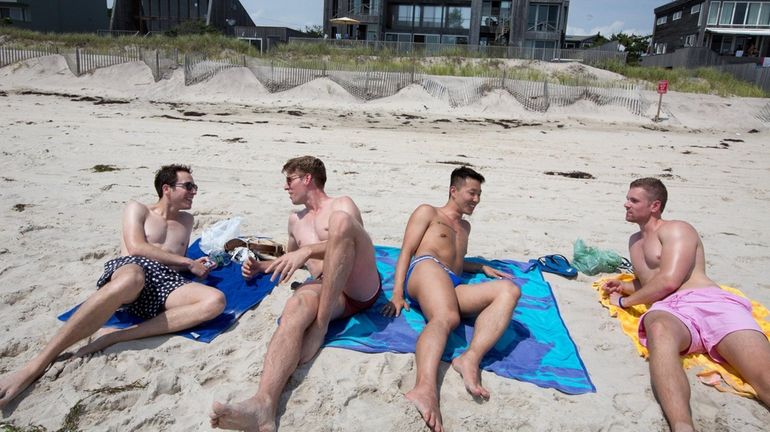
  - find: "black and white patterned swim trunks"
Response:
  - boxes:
[97,256,192,319]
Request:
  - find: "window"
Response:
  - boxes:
[654,43,667,54]
[760,4,770,25]
[527,4,560,31]
[733,2,747,24]
[0,6,26,21]
[684,34,696,46]
[445,7,470,29]
[392,5,419,27]
[656,15,668,25]
[747,2,761,25]
[441,35,468,44]
[673,11,682,20]
[707,1,720,24]
[719,2,734,25]
[691,4,701,14]
[422,6,442,27]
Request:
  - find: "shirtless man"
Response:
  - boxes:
[603,178,770,431]
[381,166,521,432]
[210,155,381,431]
[0,164,225,409]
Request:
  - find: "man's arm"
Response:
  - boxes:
[616,222,699,307]
[382,205,433,317]
[463,260,513,279]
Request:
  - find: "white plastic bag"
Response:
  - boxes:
[200,217,242,254]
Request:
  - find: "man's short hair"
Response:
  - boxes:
[450,166,485,189]
[283,156,327,188]
[630,177,668,212]
[154,164,192,198]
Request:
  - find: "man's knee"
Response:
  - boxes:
[281,294,317,327]
[644,314,687,352]
[429,312,461,331]
[201,290,226,320]
[328,211,357,238]
[103,264,144,302]
[496,280,521,305]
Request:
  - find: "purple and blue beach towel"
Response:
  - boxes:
[324,245,596,395]
[58,239,278,343]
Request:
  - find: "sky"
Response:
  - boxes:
[106,1,668,36]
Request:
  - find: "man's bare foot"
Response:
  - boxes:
[405,387,444,432]
[451,354,490,399]
[74,327,123,357]
[299,324,327,364]
[210,398,276,432]
[0,365,45,409]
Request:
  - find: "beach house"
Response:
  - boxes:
[321,0,569,50]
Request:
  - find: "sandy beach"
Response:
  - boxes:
[1,56,769,431]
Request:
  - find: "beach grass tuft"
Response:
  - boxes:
[54,381,147,432]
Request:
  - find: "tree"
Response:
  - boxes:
[610,33,652,65]
[164,19,221,37]
[303,25,324,38]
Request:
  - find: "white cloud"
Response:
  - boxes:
[568,20,647,36]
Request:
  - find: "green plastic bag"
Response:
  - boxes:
[572,239,624,275]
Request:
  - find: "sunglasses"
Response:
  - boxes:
[285,175,304,185]
[173,182,198,192]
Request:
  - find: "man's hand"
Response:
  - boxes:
[602,279,634,296]
[381,294,410,317]
[481,265,513,280]
[265,248,310,284]
[242,256,260,280]
[189,257,215,278]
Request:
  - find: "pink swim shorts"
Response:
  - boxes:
[638,287,762,363]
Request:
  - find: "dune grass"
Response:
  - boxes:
[0,27,259,57]
[597,59,768,97]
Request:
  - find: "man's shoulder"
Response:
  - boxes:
[659,219,698,236]
[413,203,438,214]
[124,199,150,217]
[330,195,357,207]
[176,211,194,225]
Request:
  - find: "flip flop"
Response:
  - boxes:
[537,254,578,278]
[224,238,286,260]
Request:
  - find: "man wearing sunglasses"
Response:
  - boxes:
[211,156,380,431]
[0,164,225,410]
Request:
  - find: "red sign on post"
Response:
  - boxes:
[657,80,669,94]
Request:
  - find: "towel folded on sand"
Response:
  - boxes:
[324,245,596,395]
[58,239,279,343]
[592,275,770,398]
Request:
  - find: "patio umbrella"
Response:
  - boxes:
[330,17,361,25]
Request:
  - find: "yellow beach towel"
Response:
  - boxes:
[592,275,770,398]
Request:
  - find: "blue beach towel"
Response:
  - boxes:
[324,245,596,395]
[58,239,278,343]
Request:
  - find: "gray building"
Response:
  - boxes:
[651,0,770,58]
[322,0,569,48]
[0,0,107,33]
[110,0,255,34]
[234,26,312,52]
